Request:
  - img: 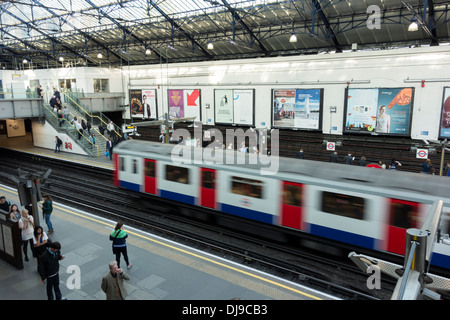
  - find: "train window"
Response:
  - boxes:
[231,176,263,199]
[133,159,138,174]
[321,191,365,220]
[202,171,215,189]
[119,157,125,172]
[165,165,189,184]
[145,161,155,177]
[390,201,417,229]
[283,184,302,207]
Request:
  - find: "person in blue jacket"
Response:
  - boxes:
[110,221,132,269]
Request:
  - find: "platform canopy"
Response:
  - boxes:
[0,0,448,69]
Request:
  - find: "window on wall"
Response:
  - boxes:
[94,79,109,92]
[58,79,76,91]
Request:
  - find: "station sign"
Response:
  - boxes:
[326,142,336,151]
[416,148,429,159]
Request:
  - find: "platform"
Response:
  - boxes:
[0,184,339,303]
[0,133,113,170]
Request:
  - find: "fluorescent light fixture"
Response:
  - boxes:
[289,33,297,43]
[145,48,152,55]
[207,41,214,50]
[408,18,419,32]
[97,52,103,59]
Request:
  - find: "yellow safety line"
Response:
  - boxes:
[0,185,324,300]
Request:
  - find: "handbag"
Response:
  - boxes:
[105,151,109,157]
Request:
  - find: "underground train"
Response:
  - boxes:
[113,140,450,271]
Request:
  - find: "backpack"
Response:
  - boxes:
[57,138,62,146]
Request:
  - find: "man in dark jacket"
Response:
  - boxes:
[38,241,66,300]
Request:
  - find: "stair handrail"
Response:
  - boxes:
[64,92,123,138]
[42,103,99,157]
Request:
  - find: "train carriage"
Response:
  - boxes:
[114,140,450,272]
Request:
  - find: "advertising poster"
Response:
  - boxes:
[142,89,158,120]
[215,89,234,124]
[168,89,201,120]
[273,89,322,130]
[168,89,184,119]
[233,89,254,125]
[345,88,413,136]
[183,89,201,120]
[130,89,144,118]
[439,87,450,138]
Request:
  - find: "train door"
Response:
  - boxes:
[280,181,304,230]
[144,159,157,195]
[199,168,216,209]
[113,153,119,187]
[386,199,420,255]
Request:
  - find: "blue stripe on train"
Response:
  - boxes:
[120,180,140,192]
[430,252,450,269]
[220,203,274,224]
[309,223,375,249]
[160,190,196,206]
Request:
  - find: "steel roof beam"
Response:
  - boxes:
[220,0,269,55]
[147,0,212,58]
[32,0,124,63]
[0,6,94,65]
[312,0,342,53]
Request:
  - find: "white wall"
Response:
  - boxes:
[31,120,88,156]
[6,119,26,137]
[2,46,450,140]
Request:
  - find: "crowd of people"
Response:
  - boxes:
[297,148,450,175]
[1,193,132,300]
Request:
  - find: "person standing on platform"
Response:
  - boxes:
[296,148,305,159]
[39,195,54,234]
[101,260,130,300]
[389,159,402,171]
[33,226,48,260]
[38,241,66,300]
[329,151,339,163]
[0,196,11,214]
[18,209,35,262]
[55,136,62,153]
[9,204,21,222]
[106,137,114,160]
[109,221,132,269]
[344,153,354,165]
[420,159,433,174]
[358,156,367,166]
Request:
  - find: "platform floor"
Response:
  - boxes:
[0,133,114,170]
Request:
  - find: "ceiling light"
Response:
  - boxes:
[59,56,64,62]
[23,59,28,64]
[97,52,103,59]
[289,33,297,43]
[145,48,152,55]
[207,41,214,50]
[408,18,419,32]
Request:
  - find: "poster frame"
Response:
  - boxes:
[438,86,450,139]
[213,88,255,127]
[128,88,159,120]
[167,88,202,122]
[270,88,324,132]
[342,87,415,137]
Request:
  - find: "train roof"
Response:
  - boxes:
[115,140,450,202]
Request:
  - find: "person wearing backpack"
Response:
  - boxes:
[109,221,132,269]
[55,136,62,153]
[39,195,54,234]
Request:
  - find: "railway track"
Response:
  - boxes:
[0,149,398,300]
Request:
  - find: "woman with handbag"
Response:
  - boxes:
[109,221,132,269]
[18,209,35,262]
[33,225,49,270]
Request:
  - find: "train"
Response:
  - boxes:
[113,139,450,272]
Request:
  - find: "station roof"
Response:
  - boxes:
[0,0,448,69]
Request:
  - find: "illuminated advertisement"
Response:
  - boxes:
[214,89,254,126]
[130,89,158,119]
[439,87,450,138]
[272,89,323,130]
[168,89,201,120]
[344,88,414,136]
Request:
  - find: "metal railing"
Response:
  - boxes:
[42,103,99,157]
[64,92,122,138]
